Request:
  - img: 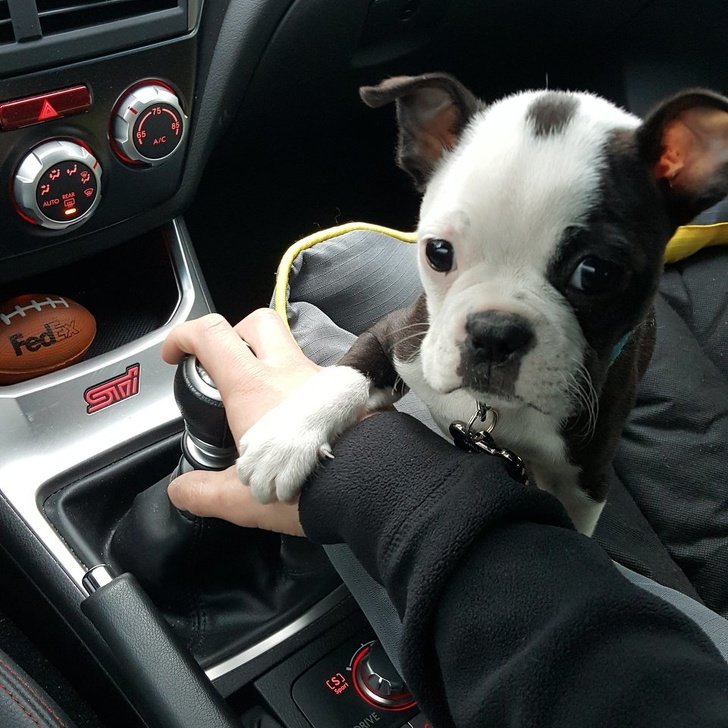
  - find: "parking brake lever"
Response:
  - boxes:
[81,566,240,728]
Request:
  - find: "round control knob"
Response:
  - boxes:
[113,84,186,165]
[174,355,237,471]
[13,140,102,230]
[352,641,416,711]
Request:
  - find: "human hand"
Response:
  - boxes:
[161,309,321,535]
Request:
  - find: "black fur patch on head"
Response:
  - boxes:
[547,128,671,371]
[546,129,673,501]
[527,92,579,137]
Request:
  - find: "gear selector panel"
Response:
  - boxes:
[291,637,424,728]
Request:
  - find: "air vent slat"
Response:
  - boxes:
[36,0,178,36]
[0,0,12,45]
[0,22,13,45]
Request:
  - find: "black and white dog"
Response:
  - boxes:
[238,74,728,535]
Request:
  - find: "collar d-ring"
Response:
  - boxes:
[467,401,498,435]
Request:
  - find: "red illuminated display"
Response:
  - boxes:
[35,160,97,222]
[132,103,183,160]
[350,645,417,712]
[0,86,91,131]
[325,672,349,695]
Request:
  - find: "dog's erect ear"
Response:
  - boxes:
[360,73,481,190]
[637,89,728,226]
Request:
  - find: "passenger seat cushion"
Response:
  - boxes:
[615,247,728,617]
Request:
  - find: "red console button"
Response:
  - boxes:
[0,85,92,131]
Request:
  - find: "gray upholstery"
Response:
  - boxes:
[617,565,728,662]
[615,249,728,616]
[283,225,728,662]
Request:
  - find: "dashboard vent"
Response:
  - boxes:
[0,1,13,44]
[37,0,178,36]
[0,0,189,79]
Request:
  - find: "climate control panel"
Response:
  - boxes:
[13,140,102,230]
[0,38,196,275]
[5,79,188,234]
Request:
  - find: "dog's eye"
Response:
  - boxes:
[569,256,623,293]
[425,239,454,272]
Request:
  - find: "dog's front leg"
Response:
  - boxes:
[237,365,372,503]
[238,318,410,504]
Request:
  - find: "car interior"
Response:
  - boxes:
[1,1,727,727]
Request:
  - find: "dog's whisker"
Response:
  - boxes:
[392,374,405,395]
[391,330,430,361]
[387,322,430,339]
[575,368,599,437]
[561,360,599,440]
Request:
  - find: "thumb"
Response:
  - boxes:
[168,466,304,536]
[167,467,233,519]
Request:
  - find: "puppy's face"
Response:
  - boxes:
[417,91,662,424]
[361,77,728,428]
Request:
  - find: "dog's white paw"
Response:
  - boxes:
[236,366,370,503]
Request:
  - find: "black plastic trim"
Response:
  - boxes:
[0,6,189,79]
[7,0,41,42]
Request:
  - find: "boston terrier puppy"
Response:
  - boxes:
[237,74,728,535]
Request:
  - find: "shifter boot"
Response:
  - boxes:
[108,473,340,667]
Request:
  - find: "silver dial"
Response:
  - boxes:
[14,140,102,230]
[352,641,415,710]
[113,84,186,165]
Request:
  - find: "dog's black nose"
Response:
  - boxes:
[465,311,534,365]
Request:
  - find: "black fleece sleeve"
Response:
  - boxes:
[299,412,728,728]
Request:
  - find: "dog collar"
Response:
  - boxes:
[450,402,531,485]
[609,332,630,365]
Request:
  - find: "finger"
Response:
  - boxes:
[162,314,260,398]
[162,314,242,364]
[168,466,304,536]
[233,308,302,365]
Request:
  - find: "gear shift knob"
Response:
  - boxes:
[174,355,237,471]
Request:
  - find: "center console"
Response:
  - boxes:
[0,3,425,725]
[0,215,425,727]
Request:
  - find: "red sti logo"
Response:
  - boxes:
[84,364,140,414]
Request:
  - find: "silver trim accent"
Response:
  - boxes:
[355,642,410,707]
[180,355,237,469]
[0,218,209,595]
[83,565,114,595]
[113,85,187,165]
[185,355,221,402]
[182,429,237,470]
[205,585,350,682]
[188,0,204,30]
[13,140,102,230]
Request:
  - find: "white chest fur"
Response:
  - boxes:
[395,354,602,535]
